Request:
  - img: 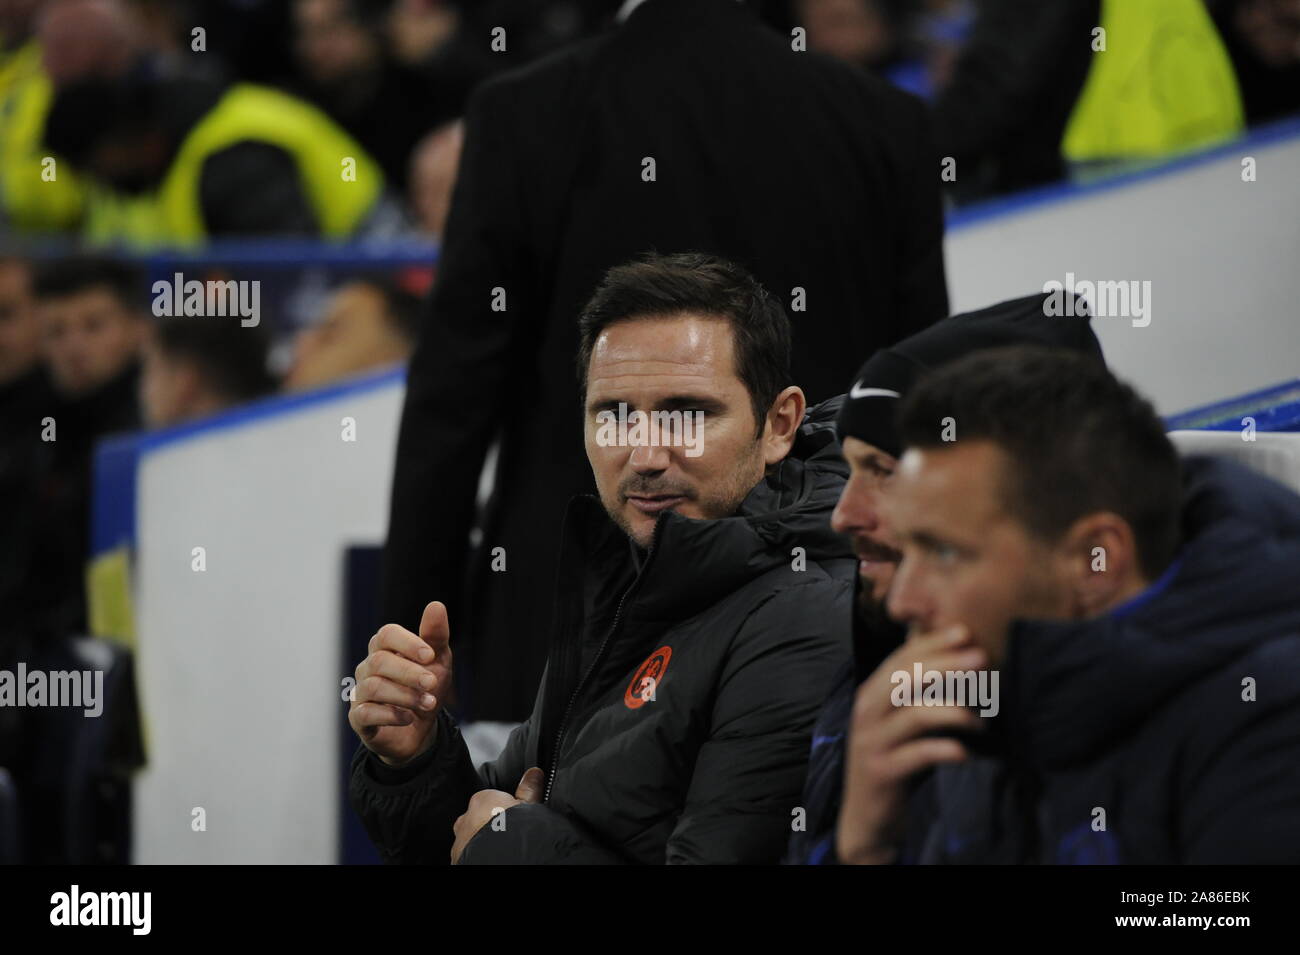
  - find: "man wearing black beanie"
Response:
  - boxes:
[788,291,1101,865]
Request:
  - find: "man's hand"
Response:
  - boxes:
[836,625,986,864]
[348,600,453,766]
[450,767,545,864]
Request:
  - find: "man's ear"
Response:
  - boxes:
[1061,512,1145,617]
[762,385,806,467]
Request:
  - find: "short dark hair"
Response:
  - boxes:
[34,257,143,312]
[153,317,276,404]
[898,345,1182,578]
[576,252,792,436]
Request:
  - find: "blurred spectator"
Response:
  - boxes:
[25,258,145,637]
[796,0,907,72]
[0,255,41,388]
[932,0,1300,203]
[37,0,387,246]
[284,278,418,391]
[141,316,276,428]
[929,0,1100,201]
[1060,0,1248,171]
[0,0,86,232]
[289,0,459,193]
[386,0,597,94]
[407,120,463,239]
[184,0,297,87]
[39,260,146,402]
[0,256,55,648]
[1209,0,1300,124]
[385,0,460,66]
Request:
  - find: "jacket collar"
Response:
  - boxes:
[558,396,853,627]
[996,455,1300,770]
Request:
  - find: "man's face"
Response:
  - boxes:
[798,0,891,67]
[40,287,143,396]
[0,260,39,385]
[883,440,1074,664]
[39,0,136,86]
[294,0,378,86]
[584,314,768,549]
[832,436,902,613]
[285,282,410,391]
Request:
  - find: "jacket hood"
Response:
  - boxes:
[565,396,853,624]
[1001,455,1300,768]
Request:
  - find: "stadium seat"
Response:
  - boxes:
[1169,431,1300,496]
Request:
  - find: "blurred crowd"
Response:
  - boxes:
[1,0,1297,731]
[1,0,1297,248]
[0,0,1298,865]
[0,241,427,860]
[0,253,419,646]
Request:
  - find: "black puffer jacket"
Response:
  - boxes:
[351,398,855,864]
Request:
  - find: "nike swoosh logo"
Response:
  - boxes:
[848,383,901,400]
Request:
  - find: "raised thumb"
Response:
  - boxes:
[515,766,546,803]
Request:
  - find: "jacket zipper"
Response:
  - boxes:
[543,521,661,803]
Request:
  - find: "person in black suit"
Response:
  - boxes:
[383,0,948,722]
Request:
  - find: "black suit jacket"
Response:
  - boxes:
[383,0,947,720]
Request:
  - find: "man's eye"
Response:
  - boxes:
[928,542,960,563]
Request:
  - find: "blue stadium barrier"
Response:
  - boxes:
[1164,379,1300,433]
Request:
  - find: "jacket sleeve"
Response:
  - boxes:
[783,663,856,865]
[458,803,628,865]
[349,709,533,864]
[379,73,538,637]
[665,578,853,864]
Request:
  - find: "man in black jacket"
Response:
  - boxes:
[26,257,145,640]
[349,253,853,864]
[836,347,1300,864]
[787,291,1103,864]
[383,0,947,723]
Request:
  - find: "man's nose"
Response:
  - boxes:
[628,441,671,473]
[831,477,879,536]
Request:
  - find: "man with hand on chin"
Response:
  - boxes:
[839,347,1300,864]
[789,292,1102,864]
[349,253,854,864]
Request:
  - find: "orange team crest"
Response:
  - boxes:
[624,646,673,710]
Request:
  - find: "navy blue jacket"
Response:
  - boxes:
[786,596,901,865]
[794,455,1300,864]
